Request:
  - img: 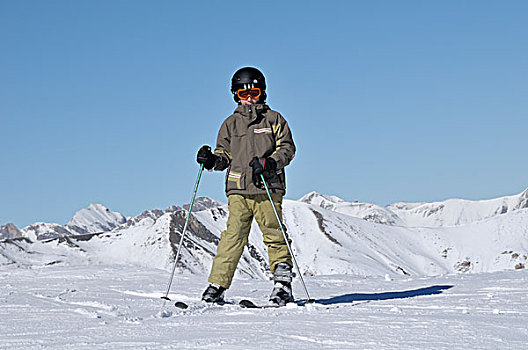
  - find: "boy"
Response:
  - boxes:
[196,67,296,306]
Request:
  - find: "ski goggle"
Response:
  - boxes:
[236,88,261,100]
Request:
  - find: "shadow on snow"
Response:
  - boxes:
[314,285,454,305]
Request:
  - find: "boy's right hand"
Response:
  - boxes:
[196,145,216,170]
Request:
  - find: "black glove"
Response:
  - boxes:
[196,145,216,170]
[249,157,277,186]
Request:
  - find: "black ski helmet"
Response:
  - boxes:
[231,67,267,103]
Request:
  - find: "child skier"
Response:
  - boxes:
[196,67,296,306]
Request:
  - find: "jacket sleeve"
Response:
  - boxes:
[270,113,296,169]
[213,119,231,171]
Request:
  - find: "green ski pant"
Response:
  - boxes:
[208,193,293,289]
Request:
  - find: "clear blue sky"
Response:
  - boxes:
[1,1,527,228]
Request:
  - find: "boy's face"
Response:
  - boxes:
[236,87,261,105]
[240,96,259,105]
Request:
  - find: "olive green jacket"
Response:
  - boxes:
[213,104,296,196]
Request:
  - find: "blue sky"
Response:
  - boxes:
[1,1,527,227]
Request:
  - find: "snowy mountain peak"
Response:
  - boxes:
[300,191,403,225]
[183,197,226,212]
[299,191,348,208]
[520,188,528,208]
[388,187,528,227]
[387,189,528,227]
[21,222,72,241]
[0,223,22,239]
[300,188,528,228]
[66,203,126,234]
[4,188,528,279]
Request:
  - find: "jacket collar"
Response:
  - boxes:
[234,103,269,119]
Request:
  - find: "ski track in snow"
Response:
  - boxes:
[1,265,527,349]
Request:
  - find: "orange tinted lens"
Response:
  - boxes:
[248,89,260,97]
[238,90,251,98]
[237,88,261,99]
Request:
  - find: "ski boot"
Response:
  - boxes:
[201,283,226,303]
[269,263,294,306]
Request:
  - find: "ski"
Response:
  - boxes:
[171,298,315,310]
[170,297,364,311]
[172,299,287,310]
[172,300,234,310]
[239,299,279,308]
[238,299,303,309]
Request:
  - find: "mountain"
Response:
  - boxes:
[2,189,528,278]
[183,197,225,212]
[17,203,127,241]
[300,192,403,225]
[387,188,528,227]
[281,199,527,276]
[67,201,268,279]
[303,188,528,228]
[0,223,22,239]
[66,203,126,234]
[22,222,73,241]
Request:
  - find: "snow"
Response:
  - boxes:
[5,192,528,279]
[303,188,528,228]
[66,203,126,234]
[0,223,22,239]
[0,264,527,349]
[2,189,528,348]
[21,222,72,241]
[300,191,404,225]
[75,213,175,270]
[387,188,528,227]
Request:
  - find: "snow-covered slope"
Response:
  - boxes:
[1,264,527,349]
[2,191,527,349]
[19,203,126,241]
[282,200,528,276]
[388,188,528,227]
[303,188,528,228]
[22,222,73,241]
[0,236,87,267]
[66,203,126,234]
[3,189,528,279]
[300,191,404,225]
[14,203,269,280]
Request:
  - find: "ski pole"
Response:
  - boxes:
[260,174,314,303]
[161,163,205,301]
